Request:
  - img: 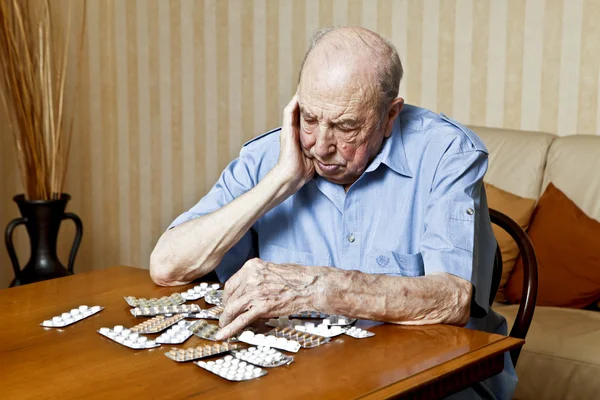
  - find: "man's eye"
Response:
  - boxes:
[303,118,317,125]
[338,126,356,132]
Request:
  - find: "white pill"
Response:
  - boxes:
[70,309,80,315]
[178,321,187,326]
[79,305,89,312]
[91,306,101,313]
[99,327,109,334]
[224,355,233,361]
[121,329,131,336]
[216,359,224,365]
[113,325,124,333]
[129,333,139,340]
[207,361,215,367]
[137,337,147,343]
[43,320,53,326]
[323,318,331,325]
[52,316,62,323]
[198,361,207,367]
[115,336,125,343]
[211,283,219,289]
[60,314,69,320]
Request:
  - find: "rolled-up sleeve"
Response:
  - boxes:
[168,150,258,281]
[420,148,496,317]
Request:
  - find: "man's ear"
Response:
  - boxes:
[384,98,404,138]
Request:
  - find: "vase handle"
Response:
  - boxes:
[5,217,27,282]
[62,212,83,273]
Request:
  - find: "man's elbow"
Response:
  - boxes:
[452,281,473,327]
[149,246,177,286]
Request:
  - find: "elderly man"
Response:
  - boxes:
[150,27,516,399]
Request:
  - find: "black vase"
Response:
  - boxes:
[5,194,83,287]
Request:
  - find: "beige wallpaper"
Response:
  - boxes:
[1,0,600,288]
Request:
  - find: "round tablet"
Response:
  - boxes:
[70,309,80,315]
[52,316,63,323]
[91,306,101,313]
[137,337,147,343]
[113,325,124,333]
[146,341,156,346]
[99,327,109,334]
[79,305,89,312]
[43,320,53,326]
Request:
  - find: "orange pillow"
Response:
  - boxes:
[484,183,536,303]
[506,183,600,308]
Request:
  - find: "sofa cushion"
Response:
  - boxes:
[494,303,600,400]
[541,135,600,221]
[484,183,536,303]
[506,183,600,308]
[471,126,555,200]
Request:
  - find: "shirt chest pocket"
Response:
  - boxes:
[364,249,425,277]
[259,244,331,267]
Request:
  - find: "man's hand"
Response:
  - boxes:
[272,94,315,193]
[215,258,321,340]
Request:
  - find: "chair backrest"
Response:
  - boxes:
[488,208,538,367]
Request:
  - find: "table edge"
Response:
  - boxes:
[358,336,524,400]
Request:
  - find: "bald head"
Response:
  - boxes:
[298,26,403,112]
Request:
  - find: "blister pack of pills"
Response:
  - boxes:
[230,346,294,368]
[98,325,159,349]
[322,315,356,326]
[204,290,223,306]
[289,311,329,319]
[40,305,103,328]
[189,320,237,342]
[196,356,267,381]
[180,282,221,301]
[269,327,330,349]
[238,331,301,353]
[165,343,241,363]
[130,304,201,317]
[294,322,345,338]
[129,314,185,334]
[343,326,375,339]
[124,293,185,307]
[186,305,224,320]
[265,316,303,329]
[155,320,195,344]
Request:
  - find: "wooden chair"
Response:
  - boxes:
[488,208,538,367]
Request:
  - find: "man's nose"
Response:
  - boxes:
[314,127,335,158]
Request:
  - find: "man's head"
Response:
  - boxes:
[297,26,404,187]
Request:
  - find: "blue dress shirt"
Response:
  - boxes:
[169,104,517,399]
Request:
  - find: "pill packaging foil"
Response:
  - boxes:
[196,356,267,381]
[165,343,242,363]
[204,290,223,306]
[343,326,375,339]
[238,331,301,353]
[155,321,196,344]
[230,346,294,368]
[129,314,186,334]
[287,311,356,326]
[98,326,160,349]
[294,322,345,338]
[289,311,330,319]
[189,320,238,342]
[41,305,103,328]
[322,315,356,326]
[185,305,224,320]
[265,317,303,329]
[269,327,330,349]
[130,304,202,317]
[124,293,185,308]
[180,283,221,301]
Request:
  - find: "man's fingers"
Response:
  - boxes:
[219,294,251,328]
[215,307,261,341]
[222,267,245,303]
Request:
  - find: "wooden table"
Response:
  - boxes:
[0,266,522,399]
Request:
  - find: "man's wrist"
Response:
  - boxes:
[267,166,303,197]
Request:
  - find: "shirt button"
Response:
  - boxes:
[466,208,474,215]
[347,233,355,243]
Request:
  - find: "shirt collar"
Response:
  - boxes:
[364,117,413,177]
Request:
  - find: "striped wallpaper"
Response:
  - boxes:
[1,0,600,288]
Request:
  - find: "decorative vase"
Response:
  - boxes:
[4,194,83,287]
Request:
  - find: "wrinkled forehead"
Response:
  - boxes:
[298,54,380,120]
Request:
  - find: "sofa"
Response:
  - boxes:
[471,126,600,400]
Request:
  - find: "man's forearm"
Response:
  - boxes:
[311,268,472,326]
[150,169,295,286]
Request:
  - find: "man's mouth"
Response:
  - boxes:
[317,161,340,173]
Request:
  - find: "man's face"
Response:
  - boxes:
[297,61,389,187]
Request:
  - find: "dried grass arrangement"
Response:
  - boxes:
[0,0,84,200]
